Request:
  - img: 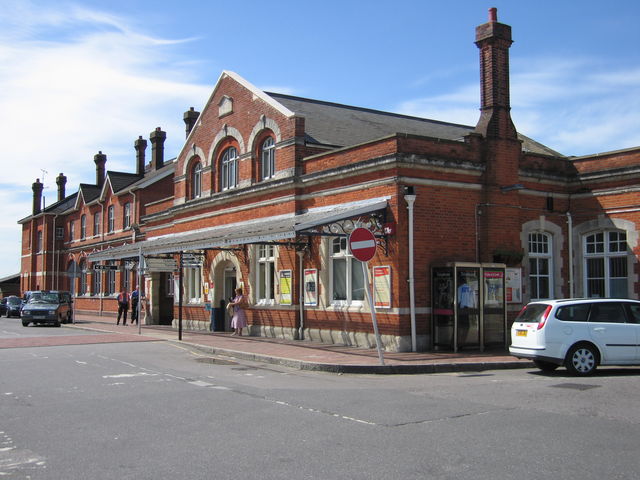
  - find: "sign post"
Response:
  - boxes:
[349,227,384,366]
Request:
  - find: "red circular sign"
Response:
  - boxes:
[349,228,377,262]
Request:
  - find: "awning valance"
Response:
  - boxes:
[87,197,389,262]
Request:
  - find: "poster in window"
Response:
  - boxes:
[373,266,392,309]
[279,270,292,305]
[483,270,504,306]
[505,267,522,303]
[304,268,318,306]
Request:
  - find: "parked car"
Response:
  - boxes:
[2,296,24,317]
[21,291,73,327]
[510,298,640,376]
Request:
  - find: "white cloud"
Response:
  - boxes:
[396,55,640,157]
[0,2,212,277]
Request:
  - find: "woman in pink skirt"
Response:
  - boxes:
[229,287,248,336]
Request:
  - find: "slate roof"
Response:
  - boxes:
[107,171,143,193]
[78,184,101,204]
[267,92,563,157]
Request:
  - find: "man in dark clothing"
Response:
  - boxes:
[130,287,139,325]
[116,289,129,325]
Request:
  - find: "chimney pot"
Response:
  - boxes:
[134,135,148,175]
[55,172,67,202]
[150,127,167,170]
[32,178,43,215]
[94,151,107,187]
[184,107,200,138]
[489,7,497,22]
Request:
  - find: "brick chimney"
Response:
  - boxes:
[474,7,517,140]
[94,151,107,187]
[32,178,43,215]
[134,136,147,175]
[150,127,166,170]
[55,173,67,202]
[184,107,200,138]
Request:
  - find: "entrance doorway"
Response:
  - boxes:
[158,272,174,325]
[223,267,237,331]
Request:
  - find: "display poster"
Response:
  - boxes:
[483,270,504,306]
[505,267,522,303]
[373,266,392,308]
[303,268,318,306]
[433,268,454,315]
[279,270,292,305]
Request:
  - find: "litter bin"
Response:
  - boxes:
[213,300,226,331]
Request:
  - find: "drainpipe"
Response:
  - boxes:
[404,188,417,352]
[297,250,305,340]
[567,212,574,298]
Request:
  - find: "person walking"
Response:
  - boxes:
[130,287,139,325]
[228,287,248,336]
[116,289,129,326]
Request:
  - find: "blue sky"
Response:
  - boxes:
[1,0,639,279]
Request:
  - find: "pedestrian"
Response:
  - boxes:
[228,287,248,336]
[116,289,129,326]
[130,286,139,325]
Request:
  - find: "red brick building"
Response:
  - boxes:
[19,9,640,352]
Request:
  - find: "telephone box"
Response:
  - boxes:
[431,262,507,352]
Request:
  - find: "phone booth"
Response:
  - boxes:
[432,262,507,352]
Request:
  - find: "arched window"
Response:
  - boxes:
[584,231,628,298]
[220,147,238,190]
[107,205,115,232]
[123,202,131,229]
[528,232,553,300]
[260,136,275,180]
[79,260,87,295]
[80,215,86,240]
[191,161,202,199]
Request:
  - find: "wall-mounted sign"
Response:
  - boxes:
[304,268,318,306]
[279,270,292,305]
[373,266,391,308]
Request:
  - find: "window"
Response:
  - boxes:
[584,231,628,298]
[185,267,202,303]
[80,215,86,240]
[106,261,116,295]
[79,260,87,295]
[107,205,115,232]
[528,233,553,300]
[166,273,175,297]
[37,231,43,252]
[122,265,130,293]
[93,212,101,236]
[221,147,238,190]
[589,302,626,323]
[123,203,131,229]
[67,260,78,296]
[93,264,102,295]
[257,245,275,303]
[191,161,202,199]
[69,221,75,241]
[260,137,275,180]
[331,237,365,304]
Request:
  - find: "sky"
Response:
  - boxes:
[1,0,639,279]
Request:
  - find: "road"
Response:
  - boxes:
[1,317,639,479]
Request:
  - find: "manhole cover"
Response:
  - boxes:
[196,357,238,365]
[551,383,600,391]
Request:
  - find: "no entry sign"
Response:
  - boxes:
[349,227,377,262]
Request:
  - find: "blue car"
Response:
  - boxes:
[1,296,24,318]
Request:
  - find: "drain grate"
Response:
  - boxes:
[195,357,238,365]
[551,383,600,391]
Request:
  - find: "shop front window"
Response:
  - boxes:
[331,237,364,305]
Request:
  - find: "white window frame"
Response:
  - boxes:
[69,221,75,242]
[184,267,202,304]
[584,231,628,298]
[123,203,131,229]
[260,137,275,180]
[106,260,116,296]
[192,161,202,199]
[79,261,87,295]
[80,215,86,240]
[528,232,553,300]
[93,265,102,296]
[221,147,238,190]
[256,245,276,304]
[107,205,115,233]
[93,212,101,236]
[330,237,365,306]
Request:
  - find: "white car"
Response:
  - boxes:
[509,298,640,375]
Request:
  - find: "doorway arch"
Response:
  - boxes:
[210,252,242,331]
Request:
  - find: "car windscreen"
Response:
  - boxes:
[515,304,550,323]
[7,297,21,305]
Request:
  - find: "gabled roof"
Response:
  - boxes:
[78,184,101,205]
[106,171,142,194]
[267,92,563,156]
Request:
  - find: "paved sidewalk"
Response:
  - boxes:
[67,314,533,374]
